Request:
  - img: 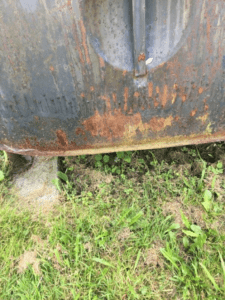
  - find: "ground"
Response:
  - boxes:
[0,142,225,299]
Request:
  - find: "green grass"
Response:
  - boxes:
[0,143,225,299]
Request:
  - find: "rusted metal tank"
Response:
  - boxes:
[0,0,224,157]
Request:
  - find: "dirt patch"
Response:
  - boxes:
[31,234,49,248]
[17,250,41,275]
[145,240,164,268]
[61,157,114,195]
[84,242,92,252]
[204,173,225,200]
[161,200,205,228]
[118,227,132,241]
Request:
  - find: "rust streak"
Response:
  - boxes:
[124,88,129,111]
[156,86,160,94]
[112,93,117,103]
[148,82,153,98]
[71,22,85,65]
[206,15,213,54]
[162,85,168,107]
[99,56,105,68]
[79,19,91,65]
[101,95,111,111]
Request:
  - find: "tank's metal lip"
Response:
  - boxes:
[1,129,225,157]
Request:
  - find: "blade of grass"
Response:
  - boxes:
[129,211,143,226]
[160,248,179,270]
[218,251,225,289]
[134,250,141,271]
[92,257,115,269]
[200,262,219,291]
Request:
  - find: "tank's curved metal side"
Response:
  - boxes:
[0,0,224,157]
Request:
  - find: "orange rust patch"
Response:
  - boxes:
[134,92,139,98]
[112,93,117,103]
[124,87,129,111]
[205,104,209,111]
[123,70,127,76]
[148,82,153,98]
[175,116,180,121]
[81,93,85,98]
[82,109,173,142]
[90,86,94,92]
[56,130,68,147]
[156,86,160,94]
[67,0,71,6]
[148,116,173,132]
[154,100,159,108]
[199,87,204,94]
[190,109,198,117]
[162,85,168,107]
[138,53,145,62]
[76,128,85,135]
[49,66,54,72]
[79,20,90,65]
[141,106,145,110]
[101,95,111,111]
[182,95,187,102]
[99,56,105,68]
[82,109,134,140]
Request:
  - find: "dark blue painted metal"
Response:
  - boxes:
[0,0,224,157]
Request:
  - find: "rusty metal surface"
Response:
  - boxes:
[0,0,224,157]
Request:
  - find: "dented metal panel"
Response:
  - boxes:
[0,0,224,156]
